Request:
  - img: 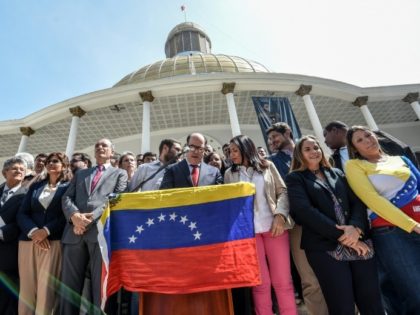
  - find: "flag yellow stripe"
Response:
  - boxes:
[111,182,255,211]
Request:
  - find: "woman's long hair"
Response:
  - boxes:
[230,135,269,173]
[290,135,331,172]
[43,152,72,183]
[346,125,383,160]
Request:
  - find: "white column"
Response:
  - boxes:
[353,96,378,131]
[296,85,330,153]
[65,106,86,157]
[403,92,420,120]
[17,127,35,153]
[139,91,154,153]
[222,82,241,137]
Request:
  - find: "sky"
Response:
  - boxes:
[1,0,419,121]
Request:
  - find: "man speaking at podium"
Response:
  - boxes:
[142,132,226,315]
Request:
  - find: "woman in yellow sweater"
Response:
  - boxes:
[346,126,420,314]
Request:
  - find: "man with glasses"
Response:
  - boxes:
[160,133,223,189]
[60,138,127,314]
[129,139,182,192]
[0,157,27,315]
[70,152,92,174]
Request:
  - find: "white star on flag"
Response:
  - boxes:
[146,218,155,227]
[169,212,178,221]
[129,235,137,243]
[180,215,188,224]
[188,221,197,230]
[136,225,144,234]
[158,213,166,222]
[193,231,202,240]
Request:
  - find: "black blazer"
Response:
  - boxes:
[160,159,223,189]
[17,180,69,241]
[286,167,368,251]
[0,184,27,272]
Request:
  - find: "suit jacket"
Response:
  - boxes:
[17,180,69,241]
[269,151,292,179]
[285,167,368,251]
[160,159,223,189]
[0,184,27,272]
[61,165,127,244]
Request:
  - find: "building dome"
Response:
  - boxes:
[114,21,269,87]
[114,54,269,87]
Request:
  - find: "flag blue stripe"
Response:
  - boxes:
[106,195,254,251]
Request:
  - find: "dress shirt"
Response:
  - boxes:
[89,163,111,190]
[338,147,349,171]
[238,166,272,233]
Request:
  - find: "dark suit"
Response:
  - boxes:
[160,159,223,189]
[17,180,68,241]
[0,184,27,315]
[286,168,384,314]
[60,165,127,315]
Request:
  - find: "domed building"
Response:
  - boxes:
[0,21,419,164]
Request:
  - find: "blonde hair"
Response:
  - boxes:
[290,135,332,172]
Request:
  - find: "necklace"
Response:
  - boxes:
[311,169,321,175]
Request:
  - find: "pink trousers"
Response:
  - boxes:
[253,231,298,315]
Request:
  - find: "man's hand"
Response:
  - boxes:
[73,225,86,235]
[71,212,93,229]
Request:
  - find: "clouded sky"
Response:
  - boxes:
[1,0,419,120]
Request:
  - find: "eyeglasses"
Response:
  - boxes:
[47,159,61,164]
[188,144,205,153]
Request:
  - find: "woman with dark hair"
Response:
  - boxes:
[224,135,297,315]
[346,126,420,314]
[17,152,72,315]
[204,152,227,176]
[119,151,137,184]
[286,135,384,315]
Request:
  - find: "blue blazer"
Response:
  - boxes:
[17,180,69,241]
[286,167,368,251]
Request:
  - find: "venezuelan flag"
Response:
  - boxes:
[97,182,260,307]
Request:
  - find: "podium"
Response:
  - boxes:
[139,289,234,315]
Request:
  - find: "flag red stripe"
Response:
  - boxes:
[106,238,260,295]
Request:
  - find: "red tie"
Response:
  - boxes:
[91,165,104,192]
[191,165,199,187]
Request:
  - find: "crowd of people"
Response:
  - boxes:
[0,121,419,315]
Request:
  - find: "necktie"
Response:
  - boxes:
[0,189,12,206]
[91,165,104,192]
[332,150,343,171]
[191,165,199,187]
